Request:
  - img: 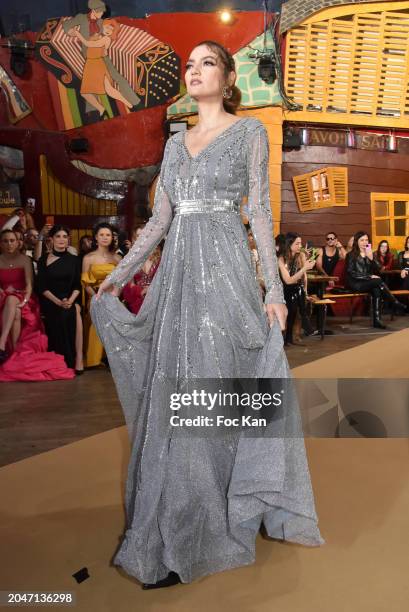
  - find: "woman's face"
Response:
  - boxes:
[53,231,69,250]
[290,237,302,254]
[0,232,19,255]
[96,228,113,247]
[357,234,369,250]
[185,45,233,101]
[380,241,388,255]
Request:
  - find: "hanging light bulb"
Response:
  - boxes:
[347,129,356,148]
[387,131,397,152]
[301,127,309,146]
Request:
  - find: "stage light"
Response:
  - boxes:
[219,10,233,24]
[257,54,276,85]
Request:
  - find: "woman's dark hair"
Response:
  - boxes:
[48,224,70,238]
[404,236,409,251]
[376,240,390,258]
[275,233,286,257]
[195,40,241,114]
[350,231,369,259]
[283,232,302,262]
[91,222,115,252]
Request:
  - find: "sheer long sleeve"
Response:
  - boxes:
[247,124,285,304]
[106,142,173,289]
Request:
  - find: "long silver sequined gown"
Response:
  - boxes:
[91,117,324,584]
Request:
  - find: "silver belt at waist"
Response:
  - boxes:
[174,199,240,216]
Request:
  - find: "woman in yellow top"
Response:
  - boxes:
[82,223,121,367]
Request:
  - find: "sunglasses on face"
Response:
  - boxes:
[326,236,336,241]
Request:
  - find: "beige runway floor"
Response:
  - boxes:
[1,331,409,611]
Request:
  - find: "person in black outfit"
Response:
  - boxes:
[316,231,346,283]
[398,236,409,291]
[346,231,405,329]
[277,232,315,345]
[37,225,83,372]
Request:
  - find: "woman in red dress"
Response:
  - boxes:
[0,229,75,381]
[122,234,161,315]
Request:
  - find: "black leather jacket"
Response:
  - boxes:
[346,253,381,281]
[398,251,409,270]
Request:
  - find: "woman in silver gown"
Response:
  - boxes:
[91,41,324,588]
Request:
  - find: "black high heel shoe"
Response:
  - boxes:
[142,571,181,590]
[0,349,9,365]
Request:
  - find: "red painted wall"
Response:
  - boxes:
[0,12,266,169]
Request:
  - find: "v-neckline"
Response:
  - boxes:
[183,117,247,161]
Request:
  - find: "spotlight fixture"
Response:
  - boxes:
[2,37,35,78]
[248,50,276,85]
[219,9,234,25]
[257,54,276,84]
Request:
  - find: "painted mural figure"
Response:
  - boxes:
[73,19,134,117]
[63,0,140,114]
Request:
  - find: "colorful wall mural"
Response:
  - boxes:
[0,11,269,168]
[36,2,180,129]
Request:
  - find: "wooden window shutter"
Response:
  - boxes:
[293,167,348,212]
[329,167,348,206]
[284,4,409,128]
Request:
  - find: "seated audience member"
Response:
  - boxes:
[14,229,25,253]
[24,227,43,269]
[1,205,35,233]
[37,225,83,373]
[82,222,121,367]
[374,240,394,271]
[316,232,346,282]
[116,231,131,257]
[346,231,405,329]
[277,232,315,346]
[122,244,161,315]
[0,229,74,380]
[346,235,354,253]
[78,234,93,264]
[398,235,409,290]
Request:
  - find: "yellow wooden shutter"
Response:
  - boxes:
[284,3,409,128]
[293,167,348,212]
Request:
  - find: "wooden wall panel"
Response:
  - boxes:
[281,146,409,248]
